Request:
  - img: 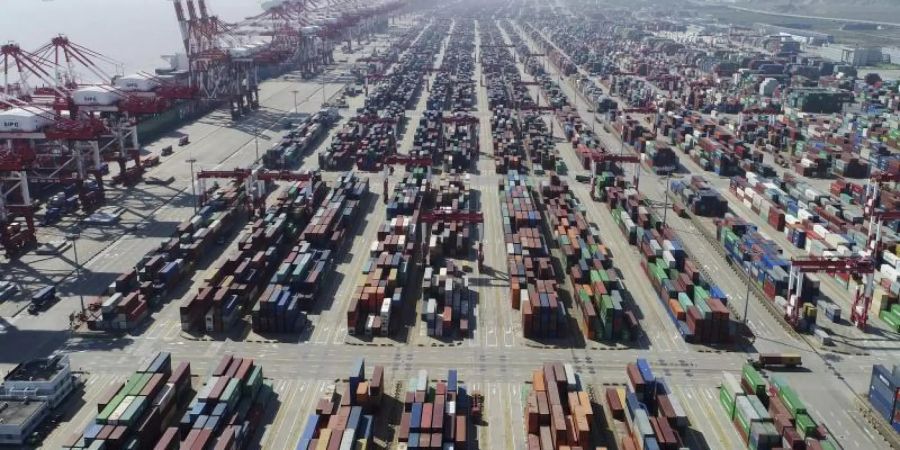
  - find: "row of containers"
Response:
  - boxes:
[480,21,538,112]
[320,19,440,171]
[658,113,772,179]
[539,174,640,342]
[425,19,475,113]
[88,182,247,332]
[524,362,597,450]
[410,19,478,174]
[716,216,827,334]
[498,21,567,176]
[668,176,729,219]
[501,171,564,339]
[609,359,693,450]
[421,176,477,339]
[295,359,474,450]
[610,115,678,175]
[867,364,900,433]
[294,359,383,450]
[596,176,736,344]
[62,352,273,450]
[253,173,369,334]
[177,173,330,335]
[481,21,566,340]
[719,364,840,449]
[727,171,900,330]
[347,170,427,337]
[263,111,331,170]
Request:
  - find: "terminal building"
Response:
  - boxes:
[0,356,76,445]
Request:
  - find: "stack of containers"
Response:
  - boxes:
[398,369,472,449]
[522,112,559,173]
[719,366,840,449]
[295,359,382,450]
[604,179,734,344]
[500,171,563,338]
[480,22,535,112]
[669,176,728,218]
[491,109,528,174]
[422,260,473,339]
[65,353,192,450]
[253,173,367,333]
[421,176,477,339]
[348,173,426,336]
[324,114,399,171]
[539,174,639,341]
[523,362,595,450]
[263,114,328,169]
[868,364,900,433]
[181,175,327,333]
[644,142,678,174]
[609,359,691,450]
[88,183,245,332]
[163,355,273,450]
[426,177,475,259]
[717,216,822,331]
[729,169,900,322]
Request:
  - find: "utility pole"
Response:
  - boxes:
[254,127,260,163]
[187,158,198,214]
[67,233,85,316]
[662,171,671,226]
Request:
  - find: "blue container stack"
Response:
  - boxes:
[868,364,900,433]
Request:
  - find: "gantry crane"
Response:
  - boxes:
[786,256,875,327]
[850,170,900,329]
[580,145,642,191]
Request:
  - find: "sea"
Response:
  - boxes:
[1,0,267,80]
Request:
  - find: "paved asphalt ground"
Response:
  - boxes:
[0,15,895,450]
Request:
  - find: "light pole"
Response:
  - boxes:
[742,275,752,326]
[253,127,260,164]
[322,74,327,107]
[661,171,672,226]
[292,89,299,113]
[67,233,85,316]
[187,158,198,214]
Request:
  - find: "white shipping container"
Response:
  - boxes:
[102,293,123,313]
[881,264,898,282]
[882,251,899,269]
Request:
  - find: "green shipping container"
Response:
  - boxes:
[719,386,736,418]
[693,286,709,301]
[773,377,807,417]
[741,364,768,399]
[880,309,900,331]
[224,378,241,409]
[97,393,127,424]
[128,373,152,396]
[795,413,817,439]
[120,375,142,398]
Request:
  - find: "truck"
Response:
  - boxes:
[748,353,802,369]
[29,286,57,314]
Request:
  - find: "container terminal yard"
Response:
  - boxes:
[1,0,899,448]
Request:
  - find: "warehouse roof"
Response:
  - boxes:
[0,399,44,426]
[4,356,66,382]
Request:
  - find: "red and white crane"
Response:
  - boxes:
[850,170,900,330]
